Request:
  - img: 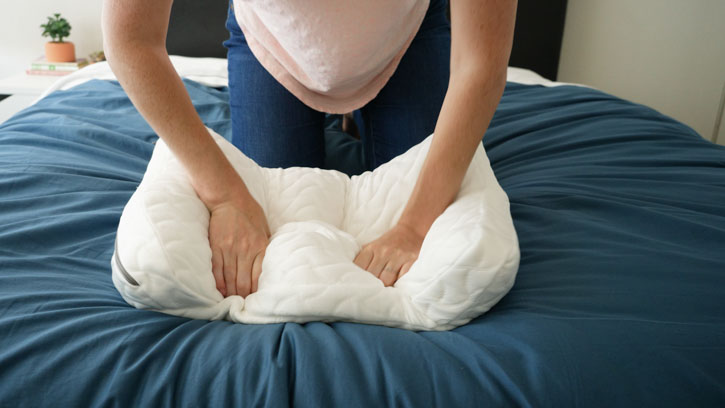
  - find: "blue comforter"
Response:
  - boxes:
[1,79,724,407]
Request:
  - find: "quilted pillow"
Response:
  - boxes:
[111,128,519,331]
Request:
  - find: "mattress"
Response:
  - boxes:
[1,59,724,407]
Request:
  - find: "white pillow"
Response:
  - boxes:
[111,128,519,331]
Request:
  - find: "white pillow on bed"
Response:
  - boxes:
[111,128,519,331]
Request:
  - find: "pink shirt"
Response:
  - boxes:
[232,0,430,114]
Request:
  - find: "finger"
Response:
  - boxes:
[379,258,405,287]
[251,248,265,294]
[353,246,373,270]
[367,252,386,278]
[211,247,226,296]
[222,250,237,296]
[236,253,253,298]
[399,260,415,278]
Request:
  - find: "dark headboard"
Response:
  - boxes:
[166,0,568,80]
[509,0,568,80]
[166,0,229,59]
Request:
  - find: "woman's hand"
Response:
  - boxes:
[352,0,517,288]
[104,0,273,298]
[208,197,270,298]
[353,223,424,286]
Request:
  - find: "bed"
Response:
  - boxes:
[1,1,725,407]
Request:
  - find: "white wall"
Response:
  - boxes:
[0,1,104,79]
[558,0,725,145]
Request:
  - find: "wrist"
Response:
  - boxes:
[198,175,254,212]
[171,130,252,212]
[397,214,432,240]
[191,160,254,212]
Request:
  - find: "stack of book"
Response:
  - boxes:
[26,58,89,76]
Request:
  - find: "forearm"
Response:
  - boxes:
[398,70,506,237]
[102,0,252,210]
[398,0,516,237]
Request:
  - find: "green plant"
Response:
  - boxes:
[40,13,72,43]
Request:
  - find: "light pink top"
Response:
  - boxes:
[232,0,430,114]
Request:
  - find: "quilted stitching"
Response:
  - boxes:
[111,128,520,331]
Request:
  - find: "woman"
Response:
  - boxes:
[102,0,516,299]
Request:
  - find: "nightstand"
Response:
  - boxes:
[0,72,66,124]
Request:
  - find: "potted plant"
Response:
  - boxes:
[41,13,75,62]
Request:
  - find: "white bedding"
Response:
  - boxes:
[112,127,520,330]
[37,56,578,103]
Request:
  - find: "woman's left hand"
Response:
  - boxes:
[353,223,424,286]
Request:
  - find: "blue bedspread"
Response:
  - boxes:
[1,79,724,407]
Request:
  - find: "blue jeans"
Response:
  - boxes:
[223,0,450,170]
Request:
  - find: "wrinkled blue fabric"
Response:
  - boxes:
[1,79,724,407]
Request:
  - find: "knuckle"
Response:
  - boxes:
[217,235,234,249]
[237,239,250,253]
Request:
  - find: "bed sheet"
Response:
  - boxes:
[1,75,724,407]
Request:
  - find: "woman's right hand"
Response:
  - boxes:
[208,196,270,298]
[103,0,272,298]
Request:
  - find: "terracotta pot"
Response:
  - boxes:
[45,41,76,63]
